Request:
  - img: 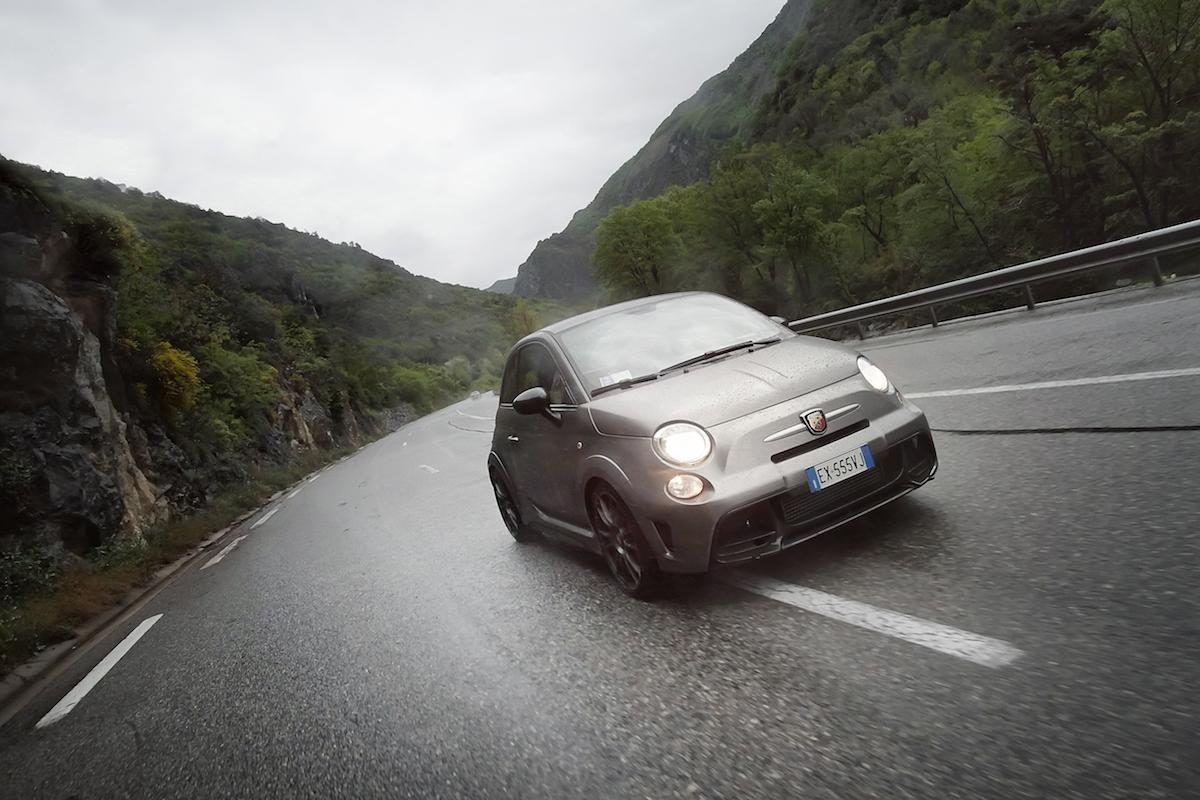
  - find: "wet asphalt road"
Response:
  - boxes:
[2,283,1199,799]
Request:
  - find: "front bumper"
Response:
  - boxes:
[708,430,936,565]
[619,392,937,573]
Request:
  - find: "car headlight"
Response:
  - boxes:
[653,422,712,466]
[857,355,892,393]
[666,474,704,500]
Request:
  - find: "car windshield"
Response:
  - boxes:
[557,294,787,394]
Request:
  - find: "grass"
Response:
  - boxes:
[0,446,355,676]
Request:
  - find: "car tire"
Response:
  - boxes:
[586,483,661,599]
[491,468,535,543]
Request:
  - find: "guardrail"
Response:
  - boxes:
[787,219,1200,336]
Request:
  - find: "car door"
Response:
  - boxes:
[502,342,585,528]
[494,348,526,490]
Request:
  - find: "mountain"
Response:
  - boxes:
[486,276,516,294]
[510,0,815,300]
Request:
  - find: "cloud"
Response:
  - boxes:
[0,0,786,288]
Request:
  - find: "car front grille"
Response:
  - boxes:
[777,449,903,527]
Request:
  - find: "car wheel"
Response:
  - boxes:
[587,484,661,599]
[491,469,534,542]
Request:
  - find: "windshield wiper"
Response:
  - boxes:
[591,372,661,396]
[591,336,782,397]
[657,336,782,376]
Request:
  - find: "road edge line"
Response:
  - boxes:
[35,614,165,728]
[0,476,303,728]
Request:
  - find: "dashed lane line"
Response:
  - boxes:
[35,614,165,728]
[906,367,1200,399]
[419,464,439,474]
[201,535,248,570]
[727,573,1023,668]
[287,486,303,500]
[250,507,279,529]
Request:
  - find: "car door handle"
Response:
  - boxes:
[507,435,520,443]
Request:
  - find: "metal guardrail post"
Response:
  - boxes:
[930,306,939,327]
[1023,285,1036,310]
[1150,256,1165,287]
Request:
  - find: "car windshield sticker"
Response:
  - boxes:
[599,370,633,387]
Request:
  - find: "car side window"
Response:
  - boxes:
[506,343,573,406]
[499,352,521,405]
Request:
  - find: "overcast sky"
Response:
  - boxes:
[1,0,785,288]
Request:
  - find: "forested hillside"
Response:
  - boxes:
[525,0,1200,312]
[595,0,1200,313]
[30,165,546,411]
[0,157,557,571]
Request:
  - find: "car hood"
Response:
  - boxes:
[586,336,859,437]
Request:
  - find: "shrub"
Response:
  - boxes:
[150,341,201,412]
[63,203,140,280]
[0,542,62,604]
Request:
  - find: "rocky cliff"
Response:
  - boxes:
[509,0,814,300]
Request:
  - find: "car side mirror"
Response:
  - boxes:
[513,386,550,416]
[769,315,787,325]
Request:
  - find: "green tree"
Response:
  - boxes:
[695,149,773,294]
[507,299,540,340]
[1085,0,1200,227]
[444,355,472,389]
[593,199,683,298]
[752,160,836,305]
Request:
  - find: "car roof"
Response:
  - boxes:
[533,291,712,339]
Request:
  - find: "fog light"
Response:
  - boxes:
[667,474,703,500]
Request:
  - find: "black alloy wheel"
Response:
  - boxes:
[587,484,661,599]
[491,469,534,542]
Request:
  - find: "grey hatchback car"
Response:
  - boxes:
[488,292,937,597]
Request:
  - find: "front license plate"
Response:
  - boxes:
[805,445,875,492]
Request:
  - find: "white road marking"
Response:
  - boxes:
[250,508,279,529]
[419,464,439,474]
[906,367,1200,399]
[727,574,1023,668]
[455,409,493,421]
[36,614,165,728]
[201,535,248,570]
[287,487,303,500]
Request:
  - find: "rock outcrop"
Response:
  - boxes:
[0,276,162,550]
